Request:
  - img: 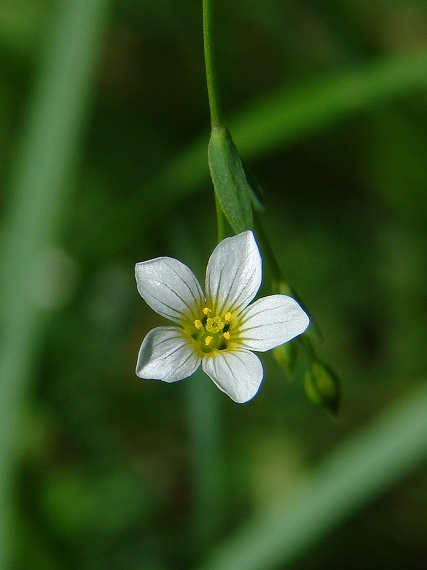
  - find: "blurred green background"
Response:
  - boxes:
[1,0,427,569]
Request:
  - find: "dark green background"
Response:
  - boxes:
[1,1,427,568]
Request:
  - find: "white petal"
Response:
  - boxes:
[205,231,262,315]
[238,294,309,352]
[135,257,204,325]
[202,349,263,403]
[136,326,201,382]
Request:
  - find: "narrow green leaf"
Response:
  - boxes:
[208,126,253,233]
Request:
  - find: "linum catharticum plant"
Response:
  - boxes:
[134,0,339,414]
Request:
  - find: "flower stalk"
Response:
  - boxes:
[203,0,225,128]
[215,193,226,242]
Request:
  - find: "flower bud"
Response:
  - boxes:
[304,361,340,417]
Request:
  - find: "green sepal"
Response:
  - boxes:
[304,361,340,417]
[208,126,253,233]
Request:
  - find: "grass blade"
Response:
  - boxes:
[200,381,427,570]
[0,0,109,565]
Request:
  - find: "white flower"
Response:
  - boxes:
[135,231,309,403]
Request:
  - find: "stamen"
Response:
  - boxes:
[191,308,231,354]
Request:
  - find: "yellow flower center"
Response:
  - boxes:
[191,307,232,354]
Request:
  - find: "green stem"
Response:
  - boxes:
[254,214,322,340]
[299,334,317,361]
[203,0,225,127]
[203,0,229,241]
[215,193,226,242]
[254,214,286,290]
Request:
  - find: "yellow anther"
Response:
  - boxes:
[192,309,231,353]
